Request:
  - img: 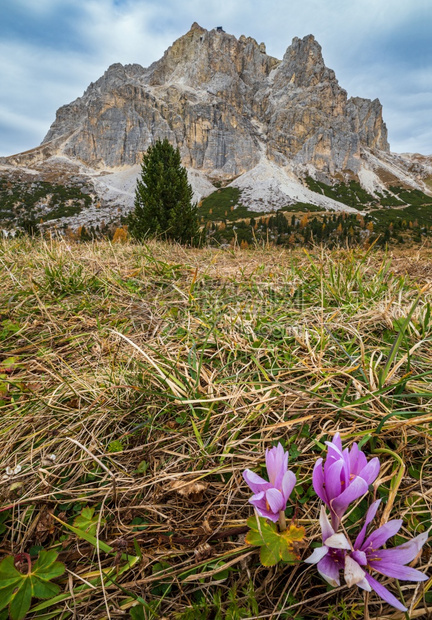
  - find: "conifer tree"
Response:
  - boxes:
[128,139,200,245]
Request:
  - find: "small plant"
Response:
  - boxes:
[243,444,305,565]
[107,439,124,453]
[243,443,296,528]
[73,506,105,537]
[327,600,364,620]
[0,550,65,620]
[246,516,305,566]
[43,262,89,296]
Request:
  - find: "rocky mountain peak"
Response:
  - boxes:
[147,24,279,89]
[273,34,337,89]
[189,21,206,33]
[20,26,390,179]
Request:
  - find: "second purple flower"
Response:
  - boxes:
[312,433,380,529]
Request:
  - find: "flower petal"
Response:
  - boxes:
[376,531,429,565]
[324,533,352,550]
[243,469,271,494]
[344,555,366,587]
[266,443,287,488]
[319,506,334,542]
[360,457,380,485]
[349,443,367,475]
[341,447,351,485]
[325,459,344,502]
[356,577,372,592]
[369,562,428,582]
[249,491,267,511]
[333,433,343,452]
[354,499,381,549]
[312,459,327,503]
[325,433,343,455]
[362,519,402,551]
[364,573,407,612]
[349,442,359,468]
[249,496,280,522]
[265,488,285,514]
[304,546,329,565]
[281,470,296,502]
[351,550,367,566]
[317,555,341,587]
[331,475,369,520]
[254,508,280,522]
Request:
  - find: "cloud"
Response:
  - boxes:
[0,38,102,156]
[0,0,431,156]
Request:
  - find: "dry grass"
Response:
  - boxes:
[1,238,432,619]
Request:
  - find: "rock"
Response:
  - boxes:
[37,27,387,178]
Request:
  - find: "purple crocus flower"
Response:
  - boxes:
[243,443,296,523]
[312,433,380,529]
[349,499,428,611]
[306,500,429,612]
[304,506,352,587]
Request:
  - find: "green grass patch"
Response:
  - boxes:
[305,177,371,208]
[389,185,432,206]
[43,204,83,221]
[1,238,432,618]
[199,188,265,221]
[370,203,432,230]
[0,177,92,226]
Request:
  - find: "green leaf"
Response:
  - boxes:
[0,550,66,618]
[245,516,305,567]
[257,539,280,566]
[245,516,277,546]
[0,557,22,590]
[28,545,44,558]
[0,584,19,611]
[31,577,61,599]
[205,560,231,580]
[152,561,171,575]
[133,539,143,561]
[130,605,146,620]
[73,507,104,537]
[151,561,173,596]
[33,550,65,581]
[9,578,32,620]
[28,610,67,620]
[52,514,113,553]
[1,357,20,371]
[136,460,149,475]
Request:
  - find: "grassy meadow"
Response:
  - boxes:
[1,238,432,619]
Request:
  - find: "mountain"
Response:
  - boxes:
[1,23,431,233]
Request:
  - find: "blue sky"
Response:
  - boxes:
[0,0,431,157]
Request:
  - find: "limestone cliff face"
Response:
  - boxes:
[41,25,389,177]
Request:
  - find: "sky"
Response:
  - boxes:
[0,0,431,157]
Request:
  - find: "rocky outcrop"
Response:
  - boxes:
[38,25,389,178]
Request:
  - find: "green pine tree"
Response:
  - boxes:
[128,139,200,245]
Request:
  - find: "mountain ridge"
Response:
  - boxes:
[1,24,431,232]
